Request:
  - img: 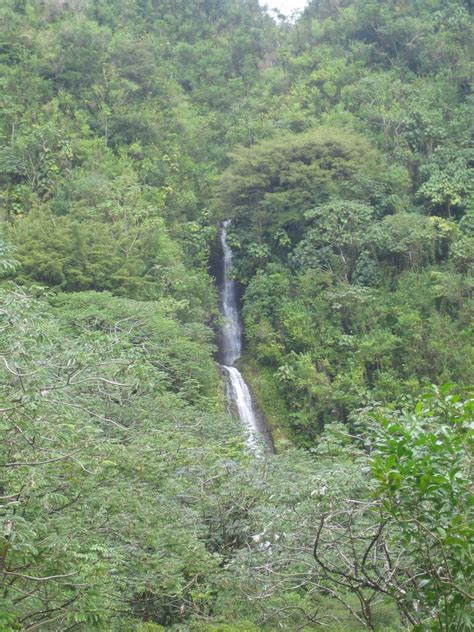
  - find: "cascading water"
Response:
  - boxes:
[224,366,260,452]
[219,220,273,453]
[220,220,242,366]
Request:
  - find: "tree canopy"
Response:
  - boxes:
[0,0,472,630]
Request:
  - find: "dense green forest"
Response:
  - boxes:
[0,1,472,630]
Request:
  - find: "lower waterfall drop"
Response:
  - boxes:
[223,366,260,452]
[219,220,271,453]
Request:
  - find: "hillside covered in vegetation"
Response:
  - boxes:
[0,1,472,631]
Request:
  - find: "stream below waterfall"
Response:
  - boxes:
[219,220,274,453]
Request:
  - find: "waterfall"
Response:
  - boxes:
[223,366,260,452]
[219,220,272,453]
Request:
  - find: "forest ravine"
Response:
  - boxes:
[0,1,472,631]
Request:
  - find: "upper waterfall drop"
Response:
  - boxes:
[220,220,242,365]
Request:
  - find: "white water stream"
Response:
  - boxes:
[223,365,260,452]
[219,220,270,453]
[220,220,242,366]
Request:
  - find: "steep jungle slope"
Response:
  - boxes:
[0,1,472,631]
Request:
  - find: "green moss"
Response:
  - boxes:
[240,358,292,450]
[191,622,261,632]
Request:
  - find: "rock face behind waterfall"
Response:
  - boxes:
[218,220,273,453]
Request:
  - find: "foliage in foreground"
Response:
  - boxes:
[1,287,471,629]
